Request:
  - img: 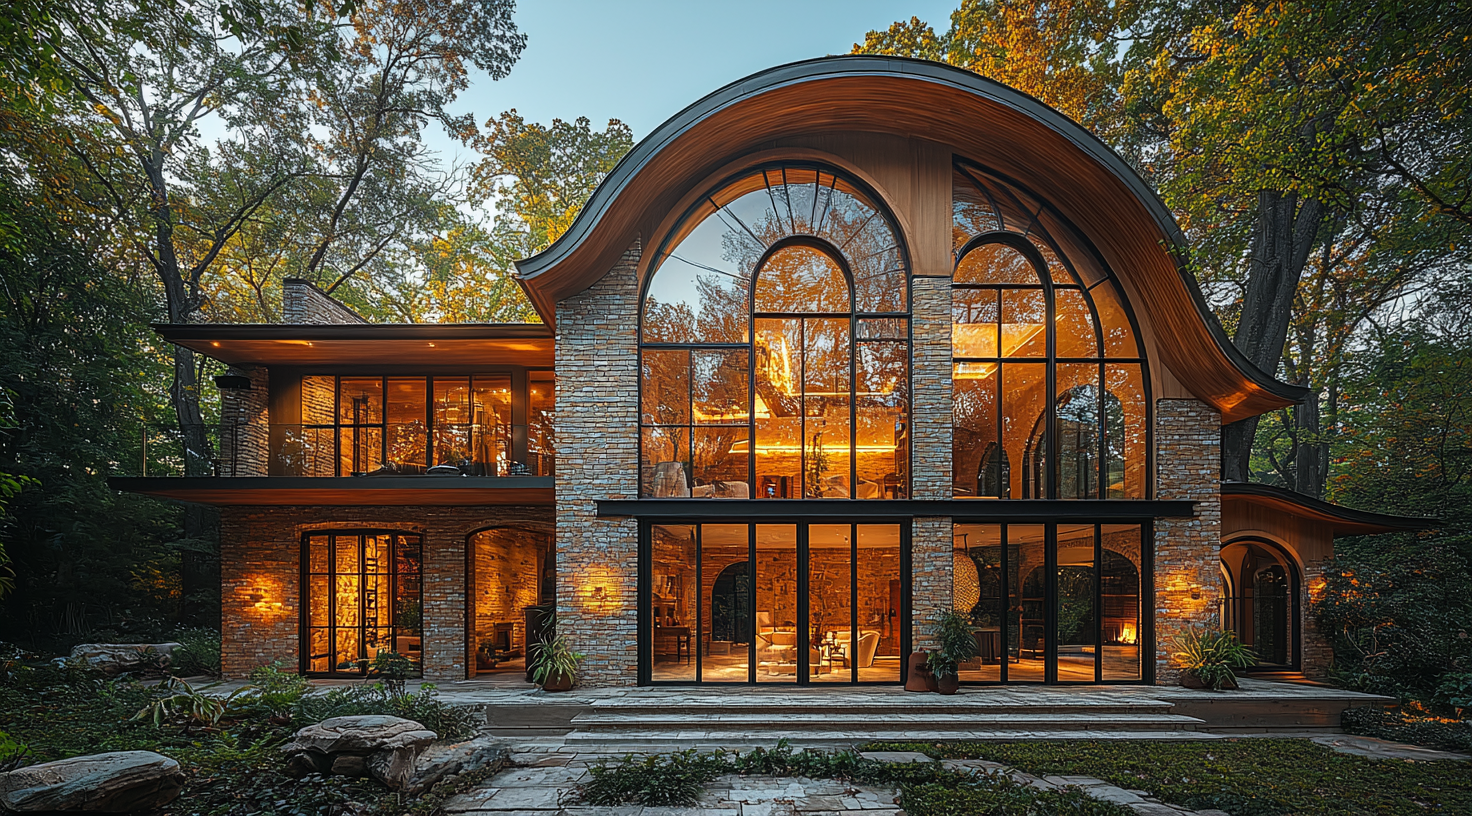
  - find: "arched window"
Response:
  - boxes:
[951,162,1148,499]
[641,163,911,499]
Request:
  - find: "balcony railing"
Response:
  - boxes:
[117,423,554,479]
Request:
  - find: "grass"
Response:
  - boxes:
[862,739,1472,816]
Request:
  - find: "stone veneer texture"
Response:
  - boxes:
[282,278,367,325]
[554,240,643,686]
[1299,559,1333,677]
[219,504,552,680]
[1152,398,1222,683]
[218,365,270,476]
[907,275,954,650]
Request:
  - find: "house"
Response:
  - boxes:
[113,56,1433,687]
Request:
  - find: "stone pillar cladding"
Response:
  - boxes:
[1299,559,1333,677]
[218,366,269,476]
[908,276,953,648]
[1152,399,1223,683]
[282,278,368,325]
[218,504,551,680]
[553,240,643,686]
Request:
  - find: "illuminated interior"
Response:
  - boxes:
[304,531,422,676]
[469,527,554,677]
[951,163,1148,499]
[649,523,903,683]
[641,163,910,499]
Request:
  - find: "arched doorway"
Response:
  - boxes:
[1219,539,1299,670]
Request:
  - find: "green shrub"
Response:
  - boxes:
[292,682,478,741]
[927,609,979,679]
[1435,671,1472,716]
[170,628,222,677]
[1342,704,1472,752]
[584,750,728,807]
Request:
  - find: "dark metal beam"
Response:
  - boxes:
[596,499,1195,520]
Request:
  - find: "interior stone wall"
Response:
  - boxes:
[469,528,548,659]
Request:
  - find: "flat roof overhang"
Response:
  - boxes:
[109,476,555,506]
[153,323,553,368]
[597,499,1195,521]
[1222,482,1438,536]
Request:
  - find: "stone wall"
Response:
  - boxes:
[219,504,552,680]
[282,278,367,325]
[1152,398,1222,683]
[909,274,953,652]
[1299,559,1333,677]
[219,366,270,476]
[553,240,643,686]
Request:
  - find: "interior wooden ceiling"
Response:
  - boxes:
[156,324,554,368]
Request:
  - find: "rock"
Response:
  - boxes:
[67,643,180,675]
[282,715,437,790]
[0,750,185,813]
[404,736,508,794]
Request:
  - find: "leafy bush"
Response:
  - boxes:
[1170,626,1254,689]
[170,628,222,677]
[1342,704,1472,753]
[927,609,979,679]
[584,750,728,806]
[292,682,478,741]
[1436,672,1472,716]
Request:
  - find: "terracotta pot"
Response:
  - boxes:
[904,652,932,692]
[935,672,960,695]
[540,670,574,692]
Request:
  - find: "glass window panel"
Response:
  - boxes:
[335,575,360,628]
[847,217,905,313]
[651,524,696,681]
[816,182,879,251]
[644,218,751,344]
[1028,234,1075,286]
[642,426,690,498]
[809,524,853,683]
[334,534,359,574]
[1091,281,1140,357]
[811,172,837,234]
[754,318,802,498]
[1104,364,1147,499]
[952,288,999,359]
[956,242,1040,285]
[1002,363,1047,498]
[641,348,691,426]
[339,426,382,476]
[364,534,389,572]
[953,365,1001,498]
[966,168,1039,232]
[723,186,786,248]
[1001,290,1047,358]
[1055,289,1100,358]
[784,167,820,234]
[755,524,798,682]
[692,349,748,425]
[857,318,907,339]
[433,377,471,469]
[954,523,1003,682]
[691,427,749,497]
[1009,524,1046,681]
[953,168,1001,251]
[335,629,361,672]
[309,535,329,573]
[1056,524,1097,682]
[754,245,850,314]
[1101,524,1142,680]
[309,576,330,626]
[1056,363,1103,499]
[765,168,794,234]
[302,376,336,425]
[309,629,330,673]
[471,375,512,477]
[804,317,850,498]
[1037,206,1107,287]
[857,524,902,682]
[338,377,382,425]
[700,524,750,681]
[529,372,554,477]
[857,342,908,500]
[385,377,426,473]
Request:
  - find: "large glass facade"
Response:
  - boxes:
[640,163,910,500]
[304,531,422,677]
[952,163,1148,499]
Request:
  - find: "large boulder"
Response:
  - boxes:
[68,644,180,676]
[283,715,436,790]
[403,736,507,794]
[0,751,185,813]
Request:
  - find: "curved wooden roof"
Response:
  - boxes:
[1222,482,1439,536]
[514,56,1305,423]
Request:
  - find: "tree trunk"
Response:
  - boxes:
[1221,190,1323,481]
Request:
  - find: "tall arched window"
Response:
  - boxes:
[951,162,1148,499]
[641,163,911,499]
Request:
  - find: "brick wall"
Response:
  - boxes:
[1152,398,1222,683]
[219,504,552,680]
[283,279,367,325]
[1299,559,1332,677]
[553,240,643,686]
[219,366,270,476]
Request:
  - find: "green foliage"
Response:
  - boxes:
[530,618,585,687]
[866,738,1472,816]
[171,628,222,677]
[1436,673,1472,716]
[132,676,241,728]
[927,609,980,679]
[584,750,728,807]
[0,729,28,772]
[1342,705,1472,754]
[292,682,478,742]
[1170,627,1255,690]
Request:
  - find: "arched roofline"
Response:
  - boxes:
[514,55,1307,422]
[1221,482,1440,537]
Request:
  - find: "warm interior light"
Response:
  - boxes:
[210,341,221,347]
[1119,623,1137,644]
[951,322,1046,378]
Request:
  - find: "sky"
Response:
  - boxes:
[439,0,958,153]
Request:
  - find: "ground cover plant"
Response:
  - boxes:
[582,741,1131,815]
[863,738,1472,816]
[1342,704,1472,754]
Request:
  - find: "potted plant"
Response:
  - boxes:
[530,618,584,692]
[1170,626,1254,690]
[926,609,980,695]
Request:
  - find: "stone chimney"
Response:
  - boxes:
[282,278,368,325]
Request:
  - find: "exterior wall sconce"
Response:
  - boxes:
[214,374,253,390]
[591,586,606,607]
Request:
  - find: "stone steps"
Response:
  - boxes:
[561,727,1217,750]
[572,711,1202,733]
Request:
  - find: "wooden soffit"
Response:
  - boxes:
[155,323,553,368]
[513,56,1306,423]
[109,476,555,506]
[1221,482,1438,536]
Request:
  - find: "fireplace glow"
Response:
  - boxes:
[1118,623,1137,645]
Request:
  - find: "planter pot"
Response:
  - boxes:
[935,673,960,695]
[1180,670,1237,690]
[904,652,932,692]
[539,670,574,692]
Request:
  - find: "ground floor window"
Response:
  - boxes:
[643,521,908,684]
[952,522,1146,683]
[1219,539,1297,670]
[302,531,423,676]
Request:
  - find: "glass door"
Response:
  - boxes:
[304,531,423,676]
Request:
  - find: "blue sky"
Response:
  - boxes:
[449,0,958,144]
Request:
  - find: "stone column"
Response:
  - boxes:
[282,278,367,324]
[1299,558,1333,677]
[909,275,953,648]
[421,509,467,681]
[1152,398,1223,683]
[554,240,642,686]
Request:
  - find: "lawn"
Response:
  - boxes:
[863,739,1472,816]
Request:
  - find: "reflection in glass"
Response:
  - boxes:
[1003,364,1046,499]
[755,525,798,682]
[754,245,849,313]
[1056,524,1097,681]
[953,366,1000,498]
[305,532,421,677]
[1105,364,1146,498]
[528,372,554,477]
[1055,364,1102,499]
[1010,524,1046,682]
[1101,525,1142,680]
[386,377,427,472]
[1055,289,1099,357]
[650,525,696,682]
[955,242,1041,286]
[856,343,908,499]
